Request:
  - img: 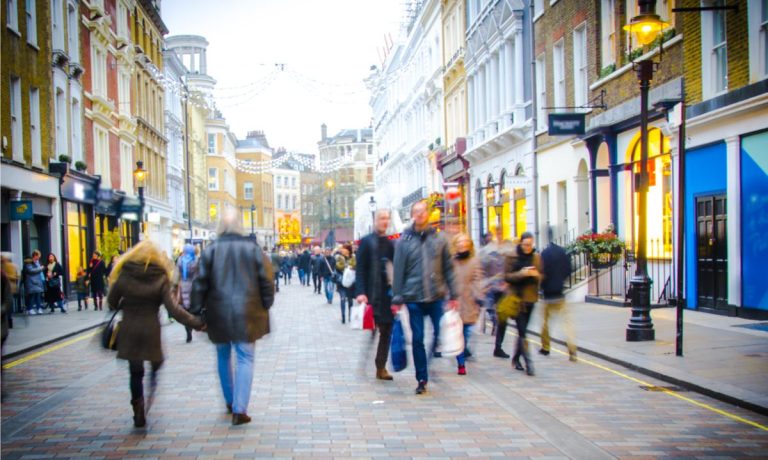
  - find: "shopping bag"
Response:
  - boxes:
[101,309,122,351]
[496,292,521,324]
[390,316,407,372]
[438,309,464,357]
[342,267,356,288]
[349,301,364,329]
[362,304,375,330]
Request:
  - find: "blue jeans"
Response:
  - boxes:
[456,324,473,367]
[338,286,352,322]
[26,292,43,312]
[406,301,444,383]
[323,276,335,303]
[215,342,255,415]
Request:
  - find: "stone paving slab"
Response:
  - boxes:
[2,282,768,459]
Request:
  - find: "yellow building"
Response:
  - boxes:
[236,131,275,247]
[206,112,238,229]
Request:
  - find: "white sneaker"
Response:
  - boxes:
[28,309,37,315]
[36,308,43,315]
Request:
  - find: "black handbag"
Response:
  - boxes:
[101,309,121,351]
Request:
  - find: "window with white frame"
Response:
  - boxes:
[600,0,616,68]
[748,0,768,80]
[67,3,78,61]
[91,44,107,97]
[244,182,253,200]
[207,133,216,154]
[30,87,41,165]
[10,76,23,161]
[7,0,18,31]
[71,98,82,162]
[535,54,547,131]
[277,194,283,210]
[534,0,543,18]
[208,168,218,190]
[52,0,64,49]
[292,196,297,211]
[702,0,728,97]
[761,0,768,77]
[573,24,588,109]
[116,1,129,40]
[553,40,566,109]
[55,87,66,155]
[93,126,110,184]
[118,70,131,115]
[25,0,36,46]
[120,141,134,194]
[291,177,296,188]
[276,176,281,187]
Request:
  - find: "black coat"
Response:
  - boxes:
[298,251,311,271]
[88,258,106,293]
[191,233,275,343]
[310,254,325,275]
[44,262,64,304]
[355,233,395,324]
[540,243,571,299]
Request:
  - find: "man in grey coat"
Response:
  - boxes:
[191,210,275,425]
[392,200,458,395]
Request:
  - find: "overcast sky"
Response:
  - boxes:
[162,0,403,154]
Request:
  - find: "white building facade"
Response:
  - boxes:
[464,0,534,244]
[163,50,188,254]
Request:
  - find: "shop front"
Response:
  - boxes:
[436,138,470,236]
[57,167,99,286]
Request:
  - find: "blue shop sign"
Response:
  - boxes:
[9,200,33,220]
[548,113,585,136]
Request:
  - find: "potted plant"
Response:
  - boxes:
[74,161,87,172]
[58,154,71,164]
[568,225,625,269]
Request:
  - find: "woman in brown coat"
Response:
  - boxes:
[107,240,204,428]
[450,233,485,375]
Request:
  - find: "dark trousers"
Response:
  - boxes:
[512,302,535,365]
[312,273,321,293]
[495,318,508,351]
[129,360,162,401]
[375,321,393,370]
[339,287,352,322]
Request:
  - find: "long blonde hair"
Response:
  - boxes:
[109,240,173,284]
[451,233,475,257]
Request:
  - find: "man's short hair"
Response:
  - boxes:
[410,200,428,216]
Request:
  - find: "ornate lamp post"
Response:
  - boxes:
[133,161,147,238]
[623,0,669,342]
[250,203,256,239]
[326,178,335,246]
[368,196,377,234]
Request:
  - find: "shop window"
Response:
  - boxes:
[67,202,89,282]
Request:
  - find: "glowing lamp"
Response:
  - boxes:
[623,13,669,46]
[445,186,461,203]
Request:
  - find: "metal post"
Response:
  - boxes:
[676,94,686,356]
[626,59,655,342]
[251,204,256,238]
[183,82,193,240]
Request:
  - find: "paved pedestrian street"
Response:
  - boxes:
[2,282,767,459]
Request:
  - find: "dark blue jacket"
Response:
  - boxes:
[540,243,571,300]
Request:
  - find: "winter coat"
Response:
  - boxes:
[87,258,106,293]
[355,233,395,324]
[175,257,199,309]
[452,255,485,324]
[505,245,542,303]
[44,262,64,304]
[190,233,275,344]
[540,243,571,300]
[107,261,202,362]
[22,259,45,294]
[391,225,457,305]
[1,271,10,344]
[310,254,325,275]
[74,274,89,294]
[298,251,311,271]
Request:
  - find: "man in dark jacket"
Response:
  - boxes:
[539,237,576,361]
[310,247,324,294]
[321,248,335,304]
[355,209,396,381]
[298,249,311,286]
[191,210,275,425]
[392,200,458,395]
[22,251,45,315]
[270,248,282,292]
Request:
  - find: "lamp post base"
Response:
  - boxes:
[626,274,655,341]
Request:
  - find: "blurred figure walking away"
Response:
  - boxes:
[298,248,311,286]
[334,244,355,323]
[478,228,514,358]
[505,232,541,376]
[107,240,204,428]
[270,248,282,293]
[87,251,106,311]
[539,234,576,361]
[311,247,324,294]
[176,244,199,343]
[450,234,485,376]
[191,209,274,426]
[392,200,458,395]
[355,209,396,380]
[321,248,335,304]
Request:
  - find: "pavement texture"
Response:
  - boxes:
[2,281,768,459]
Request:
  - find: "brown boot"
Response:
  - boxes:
[131,397,146,428]
[376,368,393,381]
[232,413,252,425]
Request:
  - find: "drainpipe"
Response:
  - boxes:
[529,1,540,242]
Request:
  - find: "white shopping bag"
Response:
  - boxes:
[397,305,412,345]
[349,301,364,329]
[438,309,465,357]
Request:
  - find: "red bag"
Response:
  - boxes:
[363,304,375,330]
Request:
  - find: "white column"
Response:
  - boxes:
[468,75,475,134]
[490,52,499,126]
[514,29,525,123]
[498,44,507,123]
[725,136,741,307]
[485,60,492,126]
[478,65,486,128]
[505,39,515,111]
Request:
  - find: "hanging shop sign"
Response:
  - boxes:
[9,200,33,221]
[548,113,586,136]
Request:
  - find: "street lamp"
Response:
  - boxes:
[250,203,256,239]
[624,0,668,342]
[368,196,377,234]
[133,160,147,237]
[326,179,335,246]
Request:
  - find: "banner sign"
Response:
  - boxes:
[548,113,586,136]
[9,200,33,221]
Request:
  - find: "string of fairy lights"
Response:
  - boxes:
[140,60,368,174]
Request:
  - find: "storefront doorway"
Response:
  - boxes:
[696,195,728,310]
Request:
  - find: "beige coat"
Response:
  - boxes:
[452,256,485,324]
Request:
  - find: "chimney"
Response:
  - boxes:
[321,123,327,142]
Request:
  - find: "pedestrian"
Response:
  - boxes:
[391,200,458,395]
[270,248,282,292]
[355,209,396,380]
[175,244,199,343]
[321,247,335,304]
[1,253,19,314]
[74,267,89,311]
[334,244,355,324]
[539,233,577,361]
[505,232,541,376]
[22,250,45,315]
[311,246,324,294]
[2,268,11,346]
[106,240,204,428]
[280,251,293,284]
[450,233,485,376]
[87,251,106,311]
[298,248,311,286]
[190,209,275,425]
[478,227,515,358]
[44,253,66,313]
